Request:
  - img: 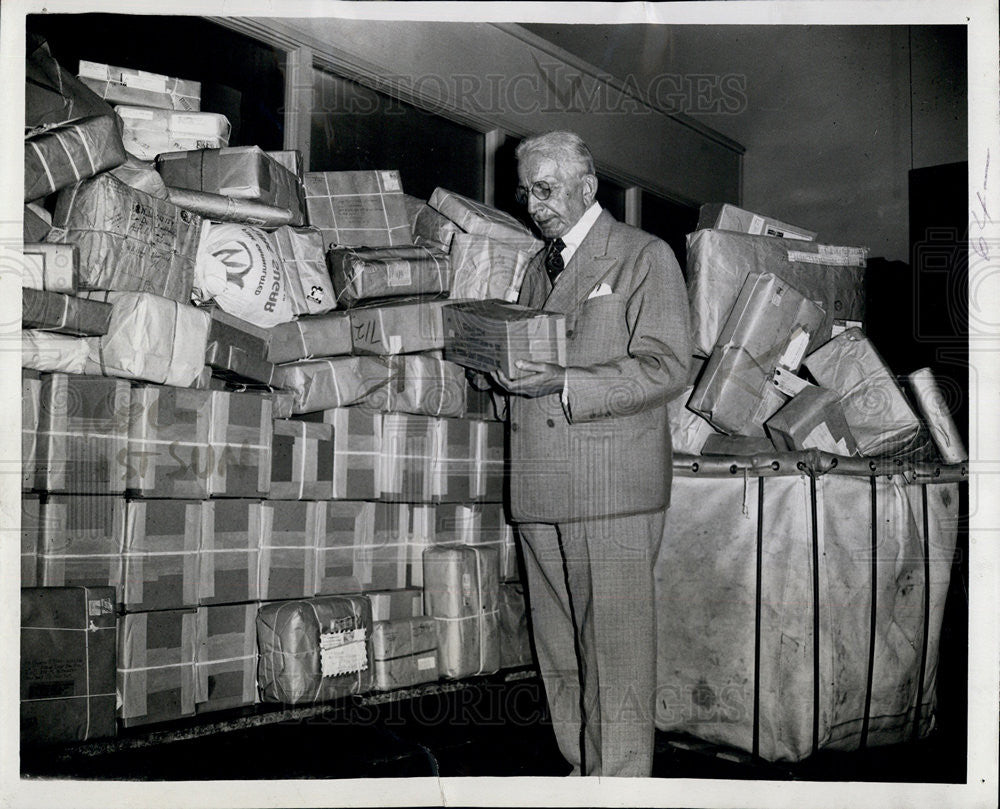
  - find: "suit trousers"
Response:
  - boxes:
[517,510,665,777]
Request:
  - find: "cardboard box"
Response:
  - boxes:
[206,390,273,497]
[696,203,817,241]
[475,420,505,503]
[205,311,279,387]
[403,505,437,588]
[259,500,324,601]
[38,496,126,601]
[21,494,41,585]
[427,187,542,254]
[24,114,126,201]
[195,603,258,714]
[199,500,264,605]
[499,583,533,668]
[22,243,77,293]
[266,310,353,364]
[297,407,383,500]
[371,354,468,419]
[430,419,477,503]
[367,588,424,622]
[304,170,412,249]
[329,246,450,306]
[34,373,130,494]
[165,187,296,227]
[115,105,230,161]
[314,501,408,595]
[765,385,859,456]
[157,146,306,226]
[117,608,198,727]
[349,298,450,357]
[121,499,203,612]
[269,419,335,500]
[78,60,201,111]
[687,229,867,357]
[268,226,335,316]
[688,273,825,436]
[371,617,439,690]
[256,595,374,704]
[22,288,112,337]
[48,173,200,304]
[442,300,567,379]
[449,232,532,303]
[380,414,437,503]
[274,355,392,414]
[21,586,117,745]
[423,544,500,678]
[22,371,41,492]
[802,328,923,457]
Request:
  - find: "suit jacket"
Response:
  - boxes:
[507,209,691,523]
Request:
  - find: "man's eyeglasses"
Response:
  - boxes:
[515,180,559,205]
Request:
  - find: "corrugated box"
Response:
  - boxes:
[121,499,203,612]
[78,60,201,110]
[475,421,505,503]
[22,288,111,337]
[349,298,450,357]
[47,173,200,303]
[256,595,374,704]
[367,588,424,622]
[195,603,258,713]
[423,544,500,679]
[21,494,41,586]
[199,500,264,605]
[206,390,273,497]
[696,204,817,241]
[802,328,923,456]
[371,617,439,690]
[117,609,198,727]
[22,371,41,492]
[116,105,230,161]
[449,232,532,303]
[686,229,867,357]
[380,414,436,503]
[297,407,383,500]
[313,501,407,595]
[266,310,353,364]
[21,586,117,745]
[24,115,126,201]
[205,309,277,387]
[403,505,437,588]
[275,355,392,414]
[269,419,335,500]
[304,170,412,249]
[667,357,720,455]
[268,226,336,316]
[427,187,542,254]
[329,246,450,306]
[442,300,567,379]
[22,243,77,293]
[430,419,477,503]
[372,354,467,419]
[259,500,323,601]
[688,273,825,436]
[499,583,533,668]
[765,385,859,456]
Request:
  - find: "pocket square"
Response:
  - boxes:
[588,282,613,299]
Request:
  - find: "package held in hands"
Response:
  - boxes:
[765,384,859,456]
[371,617,439,690]
[195,603,258,713]
[78,60,201,110]
[22,288,111,337]
[314,501,407,595]
[449,232,532,302]
[266,310,352,364]
[305,170,412,249]
[206,390,273,497]
[25,114,126,201]
[116,105,230,161]
[21,586,117,746]
[368,588,424,622]
[256,595,374,704]
[47,173,200,303]
[22,374,41,493]
[22,243,77,293]
[687,229,867,357]
[696,203,816,241]
[428,187,542,255]
[329,246,450,306]
[275,355,392,414]
[349,298,450,357]
[270,419,335,500]
[205,308,279,386]
[423,544,500,678]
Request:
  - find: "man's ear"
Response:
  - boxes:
[582,173,598,205]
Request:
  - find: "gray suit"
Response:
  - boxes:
[508,209,691,775]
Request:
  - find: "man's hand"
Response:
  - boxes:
[492,360,566,398]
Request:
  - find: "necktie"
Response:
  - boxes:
[545,238,566,281]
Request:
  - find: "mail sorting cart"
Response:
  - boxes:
[653,450,965,763]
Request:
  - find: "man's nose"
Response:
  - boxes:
[526,193,546,218]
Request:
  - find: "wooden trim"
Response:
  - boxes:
[624,187,642,227]
[483,129,506,206]
[283,45,313,169]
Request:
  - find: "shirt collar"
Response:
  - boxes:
[558,202,603,264]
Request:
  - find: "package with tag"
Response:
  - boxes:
[78,60,201,111]
[765,380,859,456]
[266,310,352,364]
[205,308,279,386]
[696,203,817,241]
[21,494,40,585]
[22,372,41,492]
[257,594,374,704]
[259,500,323,601]
[449,232,533,303]
[24,114,126,201]
[47,173,200,303]
[24,203,52,242]
[404,194,462,251]
[195,603,258,714]
[270,419,335,500]
[428,187,542,255]
[304,170,412,249]
[802,328,923,457]
[499,583,533,668]
[687,229,867,357]
[329,246,450,306]
[157,146,306,226]
[442,300,567,380]
[267,226,336,316]
[22,243,77,293]
[667,358,721,455]
[349,298,450,357]
[118,608,197,727]
[199,500,264,605]
[379,414,437,503]
[22,288,111,337]
[205,389,273,497]
[371,617,439,691]
[423,544,500,679]
[21,586,117,746]
[368,354,468,419]
[37,495,125,601]
[32,373,130,494]
[908,368,968,463]
[474,420,505,503]
[688,273,825,436]
[296,407,383,500]
[275,355,392,414]
[368,588,424,622]
[26,35,118,129]
[121,499,204,612]
[116,105,230,161]
[429,418,478,503]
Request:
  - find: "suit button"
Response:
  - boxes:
[511,423,518,432]
[546,418,555,427]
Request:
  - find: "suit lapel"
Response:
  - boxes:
[544,210,620,313]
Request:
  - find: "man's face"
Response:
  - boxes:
[517,152,594,239]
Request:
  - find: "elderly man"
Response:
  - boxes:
[490,131,691,777]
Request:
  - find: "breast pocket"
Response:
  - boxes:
[567,293,629,366]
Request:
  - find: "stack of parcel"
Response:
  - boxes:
[19,42,536,747]
[655,203,968,761]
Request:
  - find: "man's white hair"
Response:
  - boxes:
[515,130,595,176]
